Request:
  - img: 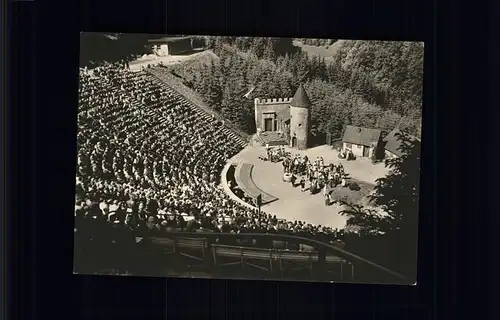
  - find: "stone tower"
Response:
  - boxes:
[289,84,312,150]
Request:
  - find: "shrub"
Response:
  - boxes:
[349,182,361,191]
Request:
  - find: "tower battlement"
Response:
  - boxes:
[253,84,311,150]
[254,97,293,105]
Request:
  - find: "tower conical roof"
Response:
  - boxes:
[290,84,312,108]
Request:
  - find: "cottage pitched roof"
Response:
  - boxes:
[342,125,382,147]
[290,84,312,109]
[383,128,419,157]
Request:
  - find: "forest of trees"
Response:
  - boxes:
[79,34,424,140]
[167,36,424,140]
[333,132,420,279]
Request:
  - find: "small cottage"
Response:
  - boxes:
[383,128,420,158]
[342,125,382,158]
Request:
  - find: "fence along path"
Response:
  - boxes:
[146,67,250,144]
[136,232,408,283]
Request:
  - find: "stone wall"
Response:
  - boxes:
[254,98,292,132]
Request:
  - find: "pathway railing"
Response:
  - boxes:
[135,231,409,284]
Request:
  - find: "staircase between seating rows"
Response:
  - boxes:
[145,68,248,147]
[110,72,244,147]
[86,73,243,166]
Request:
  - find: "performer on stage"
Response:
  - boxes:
[300,176,306,192]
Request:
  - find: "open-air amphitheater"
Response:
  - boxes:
[75,62,406,283]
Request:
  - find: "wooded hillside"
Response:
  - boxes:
[80,34,424,140]
[167,36,424,140]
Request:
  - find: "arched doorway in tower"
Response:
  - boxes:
[291,136,297,148]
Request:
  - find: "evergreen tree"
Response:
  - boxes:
[156,37,423,143]
[376,110,403,133]
[193,63,207,94]
[350,102,382,128]
[278,74,293,98]
[326,59,341,83]
[263,38,276,60]
[221,85,238,122]
[234,37,251,51]
[259,68,275,96]
[266,69,281,97]
[212,37,226,56]
[326,112,346,140]
[204,63,223,111]
[204,36,215,49]
[338,68,351,90]
[310,55,320,77]
[350,71,365,96]
[250,37,267,58]
[333,133,420,279]
[281,53,291,70]
[317,57,329,81]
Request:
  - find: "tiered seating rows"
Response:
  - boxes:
[77,67,248,222]
[147,67,248,145]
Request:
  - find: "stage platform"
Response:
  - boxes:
[254,132,288,147]
[234,163,278,205]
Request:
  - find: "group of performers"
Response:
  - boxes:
[262,147,351,206]
[259,145,290,163]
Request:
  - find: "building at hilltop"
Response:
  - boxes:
[254,84,312,150]
[147,36,194,56]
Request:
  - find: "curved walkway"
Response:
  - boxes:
[220,162,257,210]
[226,145,349,229]
[234,163,278,205]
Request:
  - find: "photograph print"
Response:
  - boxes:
[74,33,423,284]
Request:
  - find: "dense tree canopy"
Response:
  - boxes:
[80,34,424,139]
[167,37,424,140]
[336,40,424,114]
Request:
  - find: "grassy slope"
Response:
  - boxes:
[293,39,345,61]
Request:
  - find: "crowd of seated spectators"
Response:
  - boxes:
[147,65,250,140]
[75,63,346,267]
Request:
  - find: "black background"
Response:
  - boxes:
[6,0,493,318]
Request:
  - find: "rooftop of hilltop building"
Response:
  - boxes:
[147,36,194,44]
[290,84,312,109]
